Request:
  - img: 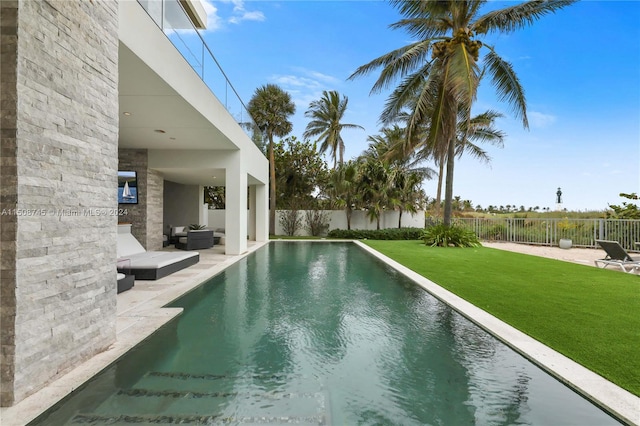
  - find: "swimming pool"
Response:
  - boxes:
[33,242,619,425]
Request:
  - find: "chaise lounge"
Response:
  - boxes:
[594,239,640,273]
[117,224,199,280]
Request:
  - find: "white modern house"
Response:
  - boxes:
[0,0,268,407]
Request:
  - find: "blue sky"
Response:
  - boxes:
[197,0,639,212]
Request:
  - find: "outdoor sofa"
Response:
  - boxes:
[176,229,215,250]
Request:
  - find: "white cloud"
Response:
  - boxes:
[226,0,265,24]
[528,111,557,128]
[201,0,223,31]
[270,69,343,109]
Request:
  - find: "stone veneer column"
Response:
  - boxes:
[118,149,163,250]
[0,0,119,406]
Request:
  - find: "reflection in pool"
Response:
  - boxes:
[32,242,619,425]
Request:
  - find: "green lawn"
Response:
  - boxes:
[363,240,640,397]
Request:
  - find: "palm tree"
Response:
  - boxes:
[350,0,575,226]
[412,109,504,218]
[390,169,425,228]
[326,161,360,230]
[303,90,364,168]
[247,84,296,234]
[358,158,394,230]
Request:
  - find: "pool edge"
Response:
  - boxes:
[354,240,640,426]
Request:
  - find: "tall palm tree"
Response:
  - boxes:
[247,84,296,234]
[350,0,575,226]
[303,90,364,168]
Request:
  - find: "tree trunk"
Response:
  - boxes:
[435,156,444,218]
[346,206,352,230]
[268,134,276,235]
[398,209,403,228]
[443,137,455,227]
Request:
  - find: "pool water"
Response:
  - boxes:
[33,242,619,425]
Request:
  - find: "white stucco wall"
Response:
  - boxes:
[208,209,426,236]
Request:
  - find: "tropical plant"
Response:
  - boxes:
[423,223,481,247]
[188,224,206,230]
[303,90,364,168]
[607,193,640,219]
[325,161,360,230]
[247,84,296,234]
[350,0,575,226]
[358,158,394,230]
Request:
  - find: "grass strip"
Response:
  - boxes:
[364,240,640,397]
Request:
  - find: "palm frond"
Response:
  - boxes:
[472,0,577,35]
[348,40,434,94]
[483,49,528,128]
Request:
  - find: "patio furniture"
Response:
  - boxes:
[170,226,187,244]
[118,224,199,280]
[117,272,134,294]
[594,240,640,273]
[176,229,214,250]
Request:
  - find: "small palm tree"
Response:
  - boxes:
[303,90,364,168]
[326,161,360,230]
[247,84,296,234]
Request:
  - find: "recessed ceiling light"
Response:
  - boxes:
[154,129,166,133]
[123,112,132,116]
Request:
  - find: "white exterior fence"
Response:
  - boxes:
[453,217,640,252]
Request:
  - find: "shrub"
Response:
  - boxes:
[422,224,481,247]
[279,210,303,236]
[327,228,424,240]
[305,210,330,236]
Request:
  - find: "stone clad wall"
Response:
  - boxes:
[1,0,119,406]
[118,149,164,251]
[0,0,19,408]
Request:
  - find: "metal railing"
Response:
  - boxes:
[449,217,640,252]
[137,0,264,152]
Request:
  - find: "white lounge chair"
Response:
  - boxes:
[117,225,199,280]
[594,240,640,273]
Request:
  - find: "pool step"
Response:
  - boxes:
[70,413,327,424]
[68,370,330,424]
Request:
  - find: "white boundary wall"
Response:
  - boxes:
[208,209,425,236]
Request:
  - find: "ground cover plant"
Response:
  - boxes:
[363,240,640,397]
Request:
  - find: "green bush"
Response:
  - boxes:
[327,228,424,240]
[422,224,481,247]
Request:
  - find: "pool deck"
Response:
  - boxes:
[2,240,639,425]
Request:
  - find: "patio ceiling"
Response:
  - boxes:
[118,42,231,186]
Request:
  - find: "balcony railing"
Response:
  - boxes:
[137,0,264,152]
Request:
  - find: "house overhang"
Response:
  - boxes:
[118,0,268,187]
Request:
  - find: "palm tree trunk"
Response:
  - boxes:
[268,135,276,234]
[435,155,444,218]
[346,206,352,230]
[398,209,403,228]
[443,137,455,227]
